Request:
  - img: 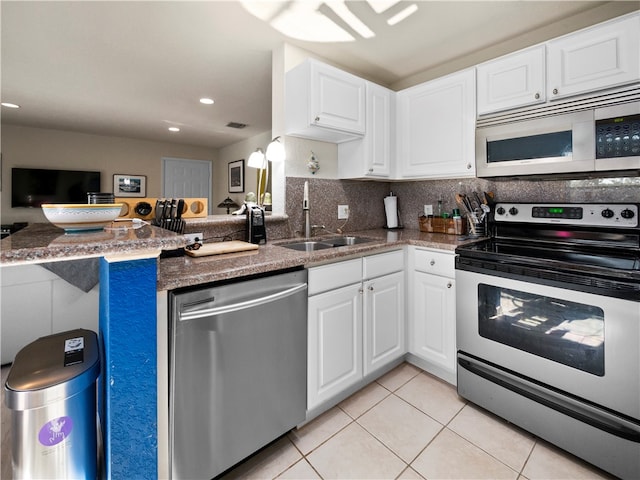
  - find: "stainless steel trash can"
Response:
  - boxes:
[4,328,100,479]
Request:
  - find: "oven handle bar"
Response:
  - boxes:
[457,351,640,443]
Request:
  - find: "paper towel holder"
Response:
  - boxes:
[383,192,404,230]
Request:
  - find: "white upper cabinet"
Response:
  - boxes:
[396,68,476,179]
[338,82,394,178]
[477,45,546,115]
[286,58,366,143]
[547,13,639,101]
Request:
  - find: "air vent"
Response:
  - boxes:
[477,85,640,127]
[226,122,247,129]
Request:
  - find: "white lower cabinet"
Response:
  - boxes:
[408,247,457,385]
[307,283,363,408]
[1,264,99,364]
[307,250,405,412]
[363,271,404,375]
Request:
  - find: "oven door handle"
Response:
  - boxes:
[458,352,640,443]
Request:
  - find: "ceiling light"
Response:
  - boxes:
[1,102,20,108]
[241,1,354,42]
[199,98,214,105]
[168,127,180,132]
[366,0,400,14]
[325,1,375,39]
[387,4,418,26]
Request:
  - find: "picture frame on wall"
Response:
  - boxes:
[228,159,244,193]
[113,174,146,197]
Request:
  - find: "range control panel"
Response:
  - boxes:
[494,203,638,228]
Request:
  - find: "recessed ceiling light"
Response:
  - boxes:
[1,102,20,108]
[168,127,180,132]
[199,98,215,105]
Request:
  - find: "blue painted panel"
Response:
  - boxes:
[99,257,157,479]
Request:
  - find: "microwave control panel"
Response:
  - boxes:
[494,203,638,228]
[596,113,640,159]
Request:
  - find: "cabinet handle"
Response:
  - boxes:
[358,288,364,294]
[552,88,558,95]
[429,259,435,266]
[368,168,374,172]
[447,282,453,289]
[534,92,540,99]
[314,116,320,123]
[466,163,472,170]
[368,285,374,291]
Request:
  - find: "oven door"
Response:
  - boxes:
[456,269,639,420]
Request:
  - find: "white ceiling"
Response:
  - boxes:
[1,1,637,149]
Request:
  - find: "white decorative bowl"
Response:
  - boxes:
[42,203,124,232]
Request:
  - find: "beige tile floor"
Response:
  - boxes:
[2,363,616,479]
[222,363,616,480]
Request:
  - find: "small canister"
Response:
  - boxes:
[453,209,463,235]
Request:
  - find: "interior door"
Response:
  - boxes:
[162,157,212,214]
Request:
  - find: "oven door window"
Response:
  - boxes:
[487,130,572,162]
[478,284,604,376]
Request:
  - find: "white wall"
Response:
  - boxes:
[1,124,217,224]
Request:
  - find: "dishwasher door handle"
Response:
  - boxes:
[178,283,307,321]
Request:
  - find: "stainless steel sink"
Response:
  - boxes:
[279,241,335,252]
[279,236,374,251]
[324,236,374,246]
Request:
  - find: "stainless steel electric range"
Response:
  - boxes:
[455,202,640,479]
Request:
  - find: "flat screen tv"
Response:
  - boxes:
[11,167,101,208]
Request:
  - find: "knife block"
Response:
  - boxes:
[117,198,208,220]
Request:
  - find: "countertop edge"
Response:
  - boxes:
[158,230,485,291]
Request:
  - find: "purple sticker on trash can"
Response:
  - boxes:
[38,416,73,446]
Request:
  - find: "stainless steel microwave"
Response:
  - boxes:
[476,101,640,178]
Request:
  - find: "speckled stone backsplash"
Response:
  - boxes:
[286,177,391,236]
[286,175,639,234]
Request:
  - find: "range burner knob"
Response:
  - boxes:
[508,207,519,216]
[601,208,615,219]
[621,208,635,219]
[496,207,506,215]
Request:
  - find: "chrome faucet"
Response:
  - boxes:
[303,181,310,239]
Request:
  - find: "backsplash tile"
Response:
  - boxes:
[286,177,390,236]
[286,176,639,235]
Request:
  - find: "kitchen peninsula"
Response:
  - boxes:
[1,219,481,478]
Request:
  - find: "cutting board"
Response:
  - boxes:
[185,240,259,257]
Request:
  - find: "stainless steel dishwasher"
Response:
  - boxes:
[169,269,307,480]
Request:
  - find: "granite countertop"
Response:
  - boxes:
[0,222,187,265]
[0,223,484,289]
[158,228,484,291]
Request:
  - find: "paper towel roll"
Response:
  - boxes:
[384,195,398,228]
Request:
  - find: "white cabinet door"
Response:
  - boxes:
[312,61,366,134]
[410,271,456,376]
[363,271,405,375]
[338,82,394,178]
[286,59,366,143]
[477,45,546,115]
[547,13,640,100]
[397,68,476,179]
[1,265,56,364]
[51,279,99,334]
[307,283,363,409]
